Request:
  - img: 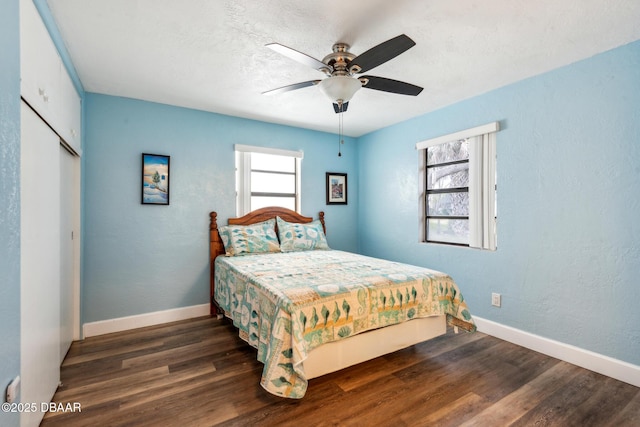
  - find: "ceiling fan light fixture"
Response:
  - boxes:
[317,76,362,104]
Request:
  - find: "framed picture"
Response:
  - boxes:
[326,172,347,205]
[141,153,170,205]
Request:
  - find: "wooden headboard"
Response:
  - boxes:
[209,206,325,316]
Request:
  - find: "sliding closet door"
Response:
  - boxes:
[60,146,78,361]
[21,102,61,427]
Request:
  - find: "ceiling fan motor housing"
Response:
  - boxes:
[322,43,356,77]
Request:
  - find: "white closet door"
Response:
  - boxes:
[60,146,77,361]
[21,102,61,427]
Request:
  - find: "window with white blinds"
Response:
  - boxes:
[416,122,498,250]
[235,144,302,215]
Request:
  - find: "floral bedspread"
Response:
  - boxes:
[214,250,475,398]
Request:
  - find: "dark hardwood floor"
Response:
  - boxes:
[41,316,639,427]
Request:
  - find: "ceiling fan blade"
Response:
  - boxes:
[266,43,332,73]
[349,34,416,74]
[262,80,320,96]
[333,101,349,113]
[361,76,423,96]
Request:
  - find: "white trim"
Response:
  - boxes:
[416,121,499,150]
[234,144,303,159]
[82,304,210,338]
[474,316,640,388]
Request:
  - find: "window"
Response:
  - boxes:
[235,144,302,215]
[416,122,498,250]
[426,139,471,245]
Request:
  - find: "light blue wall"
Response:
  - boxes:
[40,0,638,371]
[0,0,21,425]
[82,94,358,323]
[357,40,640,366]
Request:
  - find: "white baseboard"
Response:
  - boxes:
[82,304,210,338]
[473,316,640,388]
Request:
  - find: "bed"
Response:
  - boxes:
[209,206,475,398]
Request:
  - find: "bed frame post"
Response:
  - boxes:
[209,212,224,316]
[319,211,326,235]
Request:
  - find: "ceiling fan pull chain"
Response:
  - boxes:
[338,105,344,157]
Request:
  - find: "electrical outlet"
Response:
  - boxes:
[491,293,501,307]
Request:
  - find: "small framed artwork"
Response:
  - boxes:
[141,153,170,205]
[326,172,347,205]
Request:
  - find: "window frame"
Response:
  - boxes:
[235,144,303,216]
[417,122,498,250]
[425,153,471,247]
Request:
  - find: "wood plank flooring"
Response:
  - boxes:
[41,316,639,427]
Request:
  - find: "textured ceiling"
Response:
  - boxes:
[47,0,640,137]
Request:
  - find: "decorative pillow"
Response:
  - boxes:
[276,216,330,252]
[218,219,280,256]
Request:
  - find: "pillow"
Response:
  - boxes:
[276,216,330,252]
[218,218,280,256]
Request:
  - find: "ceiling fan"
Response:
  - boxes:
[263,34,423,113]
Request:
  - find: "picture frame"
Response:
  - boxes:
[326,172,347,205]
[141,153,170,205]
